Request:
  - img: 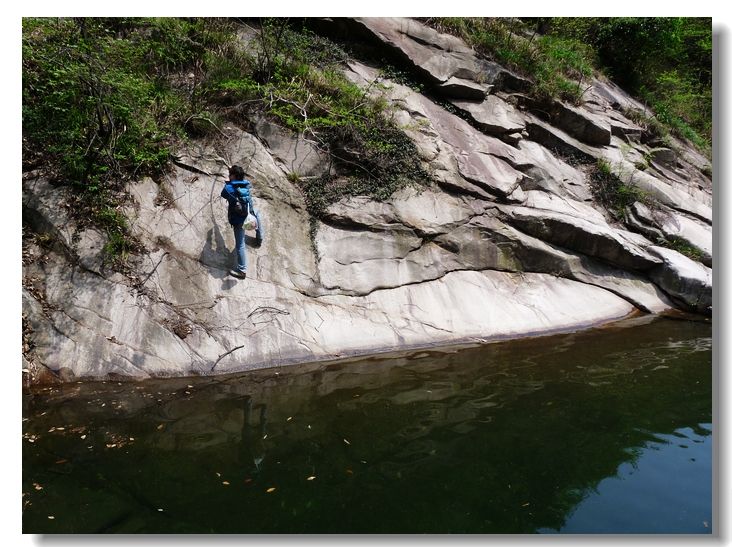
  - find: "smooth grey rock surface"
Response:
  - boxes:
[451,96,526,135]
[648,246,712,314]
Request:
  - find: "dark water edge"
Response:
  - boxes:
[22,315,712,534]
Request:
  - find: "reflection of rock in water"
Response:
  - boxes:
[239,396,267,474]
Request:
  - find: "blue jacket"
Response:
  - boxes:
[221,179,253,226]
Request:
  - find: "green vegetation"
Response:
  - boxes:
[427,17,711,153]
[23,17,233,262]
[203,20,428,223]
[590,159,653,221]
[428,18,595,104]
[540,17,711,150]
[23,18,428,259]
[663,236,705,262]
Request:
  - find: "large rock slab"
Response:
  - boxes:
[128,128,320,295]
[629,202,712,266]
[647,246,712,314]
[549,101,612,146]
[345,60,527,200]
[24,244,637,380]
[451,95,526,135]
[524,114,606,162]
[486,219,674,314]
[351,17,527,94]
[515,140,593,201]
[613,161,713,223]
[501,205,662,271]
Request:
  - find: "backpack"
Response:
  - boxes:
[231,194,250,217]
[230,183,252,217]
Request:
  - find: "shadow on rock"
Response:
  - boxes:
[200,224,232,281]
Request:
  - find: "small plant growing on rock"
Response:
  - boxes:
[634,159,649,171]
[590,159,652,222]
[662,236,705,262]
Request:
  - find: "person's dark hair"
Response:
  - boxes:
[229,165,245,181]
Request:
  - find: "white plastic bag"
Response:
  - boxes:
[243,213,258,231]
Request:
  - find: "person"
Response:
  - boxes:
[220,165,264,279]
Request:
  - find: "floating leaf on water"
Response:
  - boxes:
[343,438,351,445]
[222,481,230,486]
[55,459,67,465]
[287,417,293,422]
[157,424,164,430]
[307,476,316,481]
[48,428,55,433]
[522,502,530,507]
[216,472,221,478]
[56,427,65,431]
[80,435,87,440]
[307,425,312,430]
[157,508,164,512]
[187,385,193,389]
[263,434,268,440]
[33,483,43,491]
[266,487,276,493]
[244,478,253,484]
[47,516,55,520]
[129,437,135,442]
[345,469,353,475]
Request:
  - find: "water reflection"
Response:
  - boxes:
[240,397,268,475]
[22,316,712,533]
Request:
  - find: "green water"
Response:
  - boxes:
[22,316,713,534]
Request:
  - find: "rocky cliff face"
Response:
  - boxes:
[22,18,712,383]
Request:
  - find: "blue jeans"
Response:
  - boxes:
[233,210,264,273]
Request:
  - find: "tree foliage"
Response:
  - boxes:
[544,17,712,147]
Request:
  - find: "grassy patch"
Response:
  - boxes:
[427,17,595,104]
[662,236,705,262]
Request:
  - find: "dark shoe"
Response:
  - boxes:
[253,237,263,248]
[229,269,247,279]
